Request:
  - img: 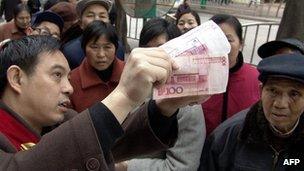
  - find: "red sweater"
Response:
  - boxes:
[0,107,39,151]
[202,63,260,135]
[69,58,125,112]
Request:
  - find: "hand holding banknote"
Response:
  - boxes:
[155,95,211,117]
[153,20,231,99]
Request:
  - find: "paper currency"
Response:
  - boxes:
[153,20,231,99]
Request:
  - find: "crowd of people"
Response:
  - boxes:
[0,0,304,171]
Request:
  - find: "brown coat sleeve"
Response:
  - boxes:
[0,102,177,170]
[0,111,108,170]
[112,102,177,162]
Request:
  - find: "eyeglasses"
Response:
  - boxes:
[33,27,60,39]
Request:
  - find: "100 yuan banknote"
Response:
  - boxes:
[153,20,231,99]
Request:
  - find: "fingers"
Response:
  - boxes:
[141,47,179,70]
[144,56,172,83]
[171,59,180,70]
[135,61,169,87]
[128,47,175,85]
[155,94,211,117]
[133,47,169,60]
[157,94,211,110]
[197,95,211,104]
[131,48,179,70]
[183,95,211,106]
[115,47,179,107]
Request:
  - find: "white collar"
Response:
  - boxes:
[270,118,300,138]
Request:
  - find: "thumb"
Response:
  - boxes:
[171,59,179,70]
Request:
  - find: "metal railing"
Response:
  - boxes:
[126,15,280,65]
[241,21,279,65]
[126,13,175,40]
[127,15,143,40]
[190,0,285,18]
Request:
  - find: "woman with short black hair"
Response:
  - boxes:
[69,20,124,112]
[139,17,181,47]
[176,9,200,34]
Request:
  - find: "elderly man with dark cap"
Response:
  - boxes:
[199,53,304,171]
[258,38,304,58]
[62,0,125,69]
[31,11,64,39]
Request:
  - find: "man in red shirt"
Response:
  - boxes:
[0,35,208,170]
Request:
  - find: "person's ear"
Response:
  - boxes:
[6,65,26,94]
[259,83,263,97]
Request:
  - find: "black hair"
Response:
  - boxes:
[109,2,117,25]
[0,35,61,97]
[210,14,243,42]
[81,20,118,52]
[44,0,59,10]
[60,22,83,45]
[176,9,201,26]
[13,3,31,18]
[139,18,181,47]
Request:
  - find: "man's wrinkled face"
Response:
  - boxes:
[275,47,299,55]
[80,4,109,29]
[32,21,61,39]
[262,77,304,133]
[21,51,73,128]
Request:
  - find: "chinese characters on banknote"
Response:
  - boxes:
[153,21,231,99]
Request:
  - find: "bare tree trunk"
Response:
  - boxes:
[115,0,131,53]
[276,0,304,41]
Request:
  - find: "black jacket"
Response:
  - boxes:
[199,101,304,171]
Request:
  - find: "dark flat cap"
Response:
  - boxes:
[258,38,304,58]
[33,11,64,32]
[257,53,304,84]
[76,0,112,16]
